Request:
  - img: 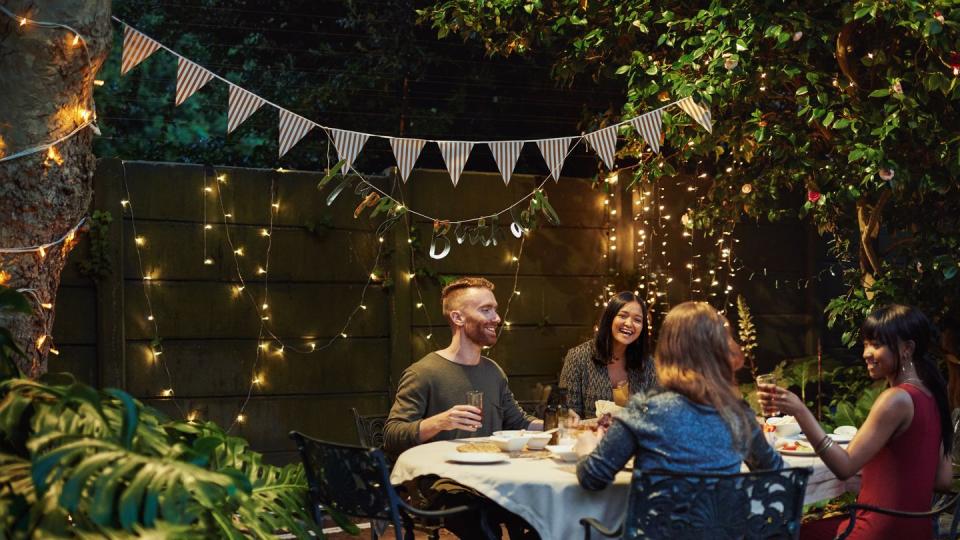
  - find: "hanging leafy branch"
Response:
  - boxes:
[421,0,960,342]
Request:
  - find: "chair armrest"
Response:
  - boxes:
[835,492,960,540]
[579,517,622,539]
[401,502,472,518]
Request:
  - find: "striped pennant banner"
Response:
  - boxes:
[630,110,663,154]
[175,58,214,106]
[389,137,426,183]
[536,137,575,182]
[583,126,619,170]
[278,110,316,158]
[330,128,370,173]
[437,141,474,186]
[121,25,161,75]
[227,84,266,134]
[677,96,713,133]
[487,141,524,186]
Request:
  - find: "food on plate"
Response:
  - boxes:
[456,442,501,453]
[596,412,613,430]
[777,440,814,453]
[761,423,777,433]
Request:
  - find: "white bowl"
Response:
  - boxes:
[546,444,578,462]
[489,435,531,452]
[833,425,857,438]
[766,416,801,438]
[525,433,553,450]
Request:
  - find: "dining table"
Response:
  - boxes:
[390,439,860,540]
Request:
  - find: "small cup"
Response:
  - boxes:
[465,390,483,412]
[756,373,779,416]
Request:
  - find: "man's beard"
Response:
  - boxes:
[465,321,498,346]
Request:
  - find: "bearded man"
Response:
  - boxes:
[384,276,542,456]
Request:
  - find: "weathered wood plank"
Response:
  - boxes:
[121,221,381,282]
[94,158,127,388]
[404,169,605,228]
[51,286,97,345]
[125,338,390,397]
[143,393,391,450]
[47,345,97,385]
[118,161,391,230]
[410,275,606,327]
[123,282,389,340]
[411,225,607,276]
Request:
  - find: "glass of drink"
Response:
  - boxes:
[612,380,630,407]
[756,373,779,417]
[466,390,483,414]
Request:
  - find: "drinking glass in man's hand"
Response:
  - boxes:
[465,390,483,415]
[756,373,779,416]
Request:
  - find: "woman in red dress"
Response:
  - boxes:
[758,305,954,539]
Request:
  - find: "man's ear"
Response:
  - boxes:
[449,310,465,327]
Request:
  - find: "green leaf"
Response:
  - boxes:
[615,65,630,75]
[736,38,748,51]
[868,88,889,98]
[795,86,808,96]
[0,286,32,314]
[944,265,958,280]
[105,388,139,450]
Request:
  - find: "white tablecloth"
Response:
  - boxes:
[390,440,859,540]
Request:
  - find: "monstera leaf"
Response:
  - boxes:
[0,376,327,538]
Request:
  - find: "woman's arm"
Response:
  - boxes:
[761,385,910,480]
[935,446,954,492]
[576,419,637,491]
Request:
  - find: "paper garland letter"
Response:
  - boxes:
[176,58,215,106]
[329,129,370,173]
[677,96,713,133]
[437,141,475,186]
[630,110,663,154]
[278,110,316,158]
[390,137,427,183]
[488,141,524,186]
[121,25,161,75]
[536,137,575,182]
[227,84,266,134]
[583,126,618,170]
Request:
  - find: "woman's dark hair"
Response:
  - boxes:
[862,304,953,455]
[593,291,649,372]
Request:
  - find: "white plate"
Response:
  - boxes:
[446,452,507,464]
[778,442,847,456]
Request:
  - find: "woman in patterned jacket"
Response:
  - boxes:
[559,291,657,418]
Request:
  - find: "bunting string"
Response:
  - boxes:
[112,17,712,186]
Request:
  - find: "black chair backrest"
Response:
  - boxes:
[352,407,388,449]
[624,467,812,540]
[290,430,405,535]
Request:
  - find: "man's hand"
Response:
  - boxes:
[418,405,482,442]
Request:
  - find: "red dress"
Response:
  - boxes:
[801,383,942,540]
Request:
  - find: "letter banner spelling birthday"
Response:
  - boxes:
[116,18,713,186]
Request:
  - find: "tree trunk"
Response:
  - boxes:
[0,1,112,378]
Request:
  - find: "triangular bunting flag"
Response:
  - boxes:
[437,141,474,186]
[176,57,214,106]
[228,84,266,134]
[278,110,316,158]
[630,111,663,154]
[121,25,161,75]
[583,126,619,170]
[389,137,426,183]
[487,141,524,186]
[330,128,370,173]
[536,137,575,182]
[676,96,713,133]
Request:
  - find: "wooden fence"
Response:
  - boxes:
[49,159,827,463]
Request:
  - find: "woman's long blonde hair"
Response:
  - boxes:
[655,302,752,452]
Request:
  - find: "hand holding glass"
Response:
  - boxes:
[756,374,779,416]
[465,391,483,415]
